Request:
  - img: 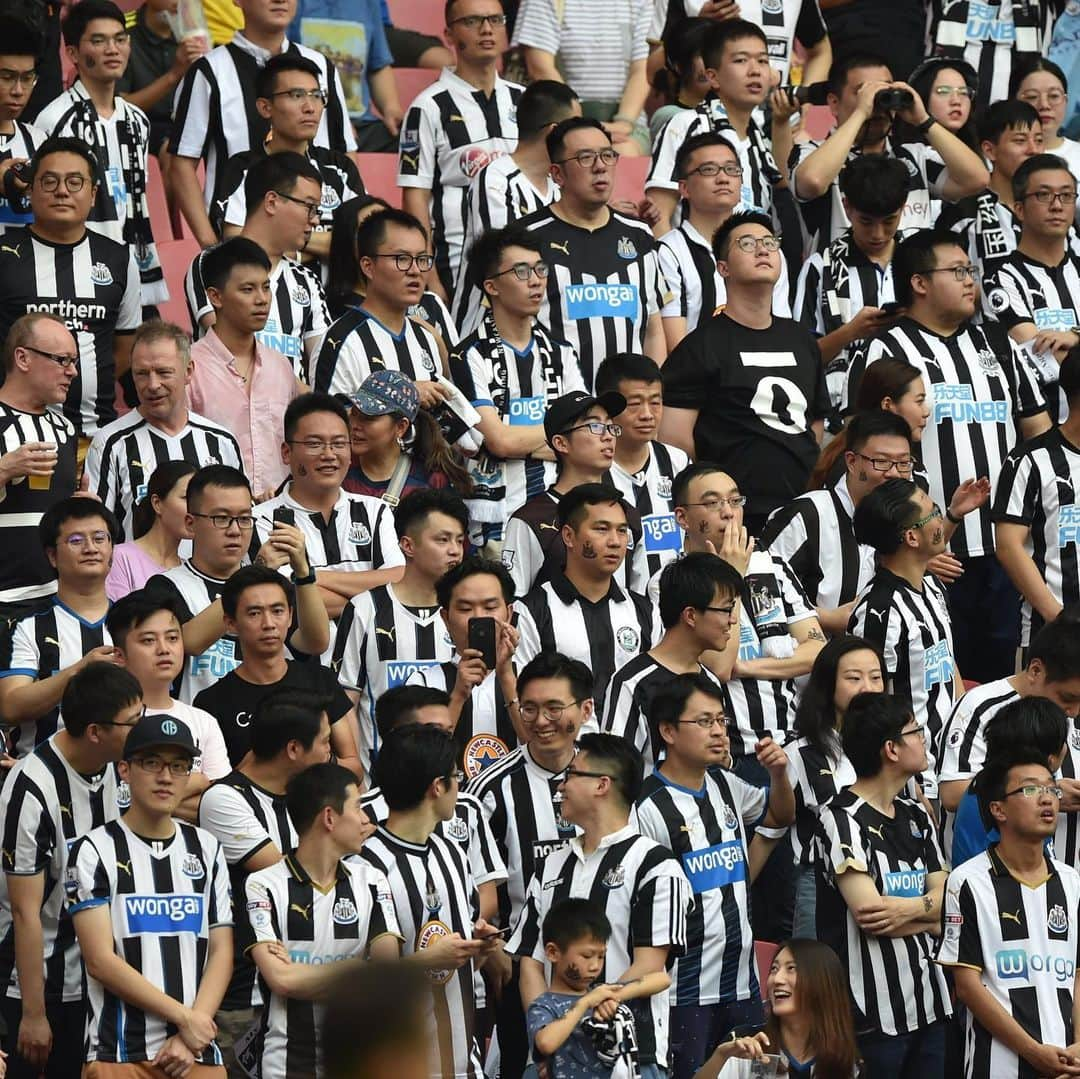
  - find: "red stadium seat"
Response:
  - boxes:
[355,152,403,208]
[612,155,651,208]
[754,940,778,1000]
[392,67,440,114]
[146,154,174,245]
[156,237,201,333]
[387,0,444,37]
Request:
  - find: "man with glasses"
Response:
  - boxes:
[0,314,78,620]
[509,732,691,1079]
[213,54,364,266]
[846,229,1051,684]
[637,674,794,1079]
[188,152,330,384]
[0,137,140,445]
[0,663,140,1079]
[398,0,522,299]
[660,211,831,533]
[450,226,585,534]
[0,17,47,238]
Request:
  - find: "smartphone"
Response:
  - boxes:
[879,301,903,317]
[273,506,295,528]
[467,616,497,669]
[484,924,513,938]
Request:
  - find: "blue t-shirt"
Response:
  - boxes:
[526,992,637,1078]
[952,788,1053,866]
[289,0,393,120]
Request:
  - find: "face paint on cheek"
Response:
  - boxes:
[698,520,709,534]
[565,962,582,982]
[581,541,598,559]
[859,471,868,482]
[296,462,308,477]
[84,55,96,68]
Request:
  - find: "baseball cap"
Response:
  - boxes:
[122,713,198,761]
[543,390,627,445]
[347,370,420,423]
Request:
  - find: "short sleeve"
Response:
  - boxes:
[526,994,566,1047]
[662,332,711,410]
[117,251,142,331]
[244,873,280,950]
[465,803,508,887]
[0,773,54,875]
[657,238,686,319]
[793,255,826,337]
[190,707,232,780]
[647,111,695,192]
[65,835,111,913]
[0,619,40,677]
[983,270,1033,329]
[199,785,275,866]
[332,591,373,693]
[208,839,233,928]
[510,0,563,52]
[817,804,869,878]
[397,101,439,188]
[170,62,214,159]
[991,448,1036,526]
[935,872,985,970]
[1006,336,1049,417]
[775,553,816,625]
[506,870,545,962]
[630,862,690,953]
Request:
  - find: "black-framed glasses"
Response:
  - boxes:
[20,344,78,369]
[489,260,550,281]
[892,723,926,742]
[555,148,620,169]
[700,603,737,617]
[449,13,508,28]
[1023,190,1079,205]
[190,512,255,530]
[270,87,327,104]
[132,756,193,777]
[563,767,612,781]
[732,235,782,253]
[519,700,582,723]
[96,706,147,729]
[564,421,622,437]
[903,504,942,533]
[273,190,321,219]
[686,162,743,178]
[0,69,37,87]
[37,172,89,193]
[920,264,977,281]
[368,252,436,272]
[680,495,747,511]
[855,452,916,474]
[288,438,350,453]
[443,769,466,785]
[1004,783,1064,799]
[676,714,728,730]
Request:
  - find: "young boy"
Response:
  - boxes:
[526,897,670,1078]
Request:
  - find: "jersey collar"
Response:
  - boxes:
[569,820,636,861]
[284,849,349,892]
[987,842,1056,887]
[548,569,626,607]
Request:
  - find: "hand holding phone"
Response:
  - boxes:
[467,616,497,669]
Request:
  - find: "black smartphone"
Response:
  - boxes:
[467,616,497,669]
[484,924,513,938]
[879,302,903,317]
[273,507,295,528]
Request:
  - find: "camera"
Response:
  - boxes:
[874,88,914,113]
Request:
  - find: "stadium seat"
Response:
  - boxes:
[387,0,444,38]
[612,155,651,208]
[754,939,778,1000]
[355,153,403,208]
[146,154,173,245]
[156,237,201,333]
[392,67,440,114]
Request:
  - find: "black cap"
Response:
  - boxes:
[123,713,198,761]
[543,390,626,445]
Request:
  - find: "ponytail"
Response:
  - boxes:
[412,411,474,495]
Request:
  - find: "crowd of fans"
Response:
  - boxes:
[4,0,1080,1076]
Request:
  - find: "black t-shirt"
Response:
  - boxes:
[193,660,352,766]
[662,313,830,522]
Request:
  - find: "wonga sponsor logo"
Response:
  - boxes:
[996,947,1076,982]
[883,868,926,897]
[680,840,747,894]
[386,660,440,687]
[641,513,681,553]
[565,283,639,320]
[508,396,545,425]
[125,894,205,934]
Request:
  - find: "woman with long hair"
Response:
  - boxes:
[648,17,712,141]
[696,938,860,1078]
[105,460,196,600]
[902,58,980,151]
[1012,56,1080,199]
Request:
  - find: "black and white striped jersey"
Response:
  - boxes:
[1057,725,1080,868]
[814,790,953,1035]
[506,206,670,391]
[468,744,580,927]
[609,441,691,580]
[186,250,330,382]
[66,818,233,1065]
[507,822,691,1068]
[244,853,400,1079]
[0,598,111,757]
[993,427,1080,648]
[657,219,791,336]
[938,677,1021,788]
[845,317,1049,558]
[758,473,877,613]
[0,121,45,236]
[199,770,297,1011]
[0,736,118,1003]
[332,584,455,774]
[84,410,243,541]
[598,655,724,774]
[170,33,356,212]
[936,845,1080,1077]
[357,826,484,1078]
[781,734,855,867]
[397,67,522,294]
[516,572,660,711]
[0,402,76,607]
[0,226,140,437]
[637,769,765,1007]
[450,311,585,520]
[848,569,957,790]
[407,291,458,348]
[34,81,164,303]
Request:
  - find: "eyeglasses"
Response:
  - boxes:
[904,504,942,532]
[732,235,782,253]
[38,172,89,193]
[132,756,193,777]
[564,421,622,437]
[555,148,620,169]
[270,87,327,104]
[1019,90,1066,106]
[855,452,916,473]
[1024,190,1079,205]
[61,530,111,550]
[563,767,612,781]
[932,84,974,99]
[449,12,508,28]
[489,260,550,281]
[519,700,581,723]
[190,512,255,530]
[920,264,977,281]
[96,706,147,729]
[273,190,321,219]
[0,69,37,87]
[20,344,78,369]
[680,495,747,511]
[892,723,926,742]
[87,31,129,47]
[1004,783,1064,799]
[368,252,436,272]
[686,161,743,178]
[700,603,737,617]
[443,769,466,785]
[676,713,728,730]
[289,438,350,453]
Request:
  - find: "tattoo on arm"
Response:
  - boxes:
[807,627,826,642]
[923,894,933,914]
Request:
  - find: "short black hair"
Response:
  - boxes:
[652,672,726,734]
[672,460,727,509]
[200,238,271,294]
[1013,152,1075,203]
[852,477,922,555]
[39,495,119,549]
[556,482,627,531]
[62,662,141,737]
[674,131,740,181]
[657,551,742,629]
[250,689,328,760]
[244,151,323,213]
[0,16,44,58]
[542,897,611,949]
[286,762,358,836]
[374,685,450,742]
[984,696,1068,760]
[1063,346,1080,406]
[839,154,911,217]
[1029,618,1080,683]
[106,588,185,650]
[827,52,891,95]
[62,0,124,47]
[978,99,1040,145]
[256,53,322,101]
[283,391,349,444]
[546,116,609,165]
[575,732,643,808]
[29,137,98,186]
[435,554,514,610]
[712,209,775,262]
[186,463,252,511]
[841,692,913,777]
[700,18,766,70]
[845,409,913,454]
[469,225,544,283]
[221,564,293,620]
[516,651,594,703]
[594,353,663,397]
[517,79,580,139]
[372,723,457,811]
[394,488,468,542]
[891,228,965,307]
[977,743,1055,830]
[356,207,427,262]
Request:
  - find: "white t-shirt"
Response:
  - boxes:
[160,699,231,780]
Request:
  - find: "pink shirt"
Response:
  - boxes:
[188,329,299,495]
[105,541,166,601]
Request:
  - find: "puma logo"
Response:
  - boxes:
[374,627,395,640]
[290,902,312,920]
[1002,909,1023,925]
[401,152,419,169]
[867,824,885,840]
[326,337,340,351]
[115,859,132,876]
[539,522,560,532]
[0,244,20,257]
[59,804,72,817]
[44,636,59,648]
[448,114,465,123]
[868,606,888,623]
[550,240,570,255]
